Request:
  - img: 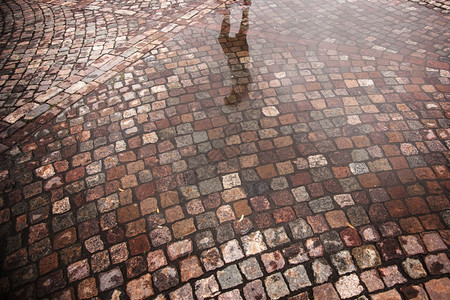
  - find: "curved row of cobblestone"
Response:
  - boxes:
[408,0,450,13]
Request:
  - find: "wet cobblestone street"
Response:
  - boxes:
[0,0,449,299]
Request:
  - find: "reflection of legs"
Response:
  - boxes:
[238,8,250,36]
[220,12,231,38]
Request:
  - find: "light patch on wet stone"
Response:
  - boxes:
[241,231,267,256]
[335,273,364,299]
[35,164,55,179]
[115,140,127,152]
[400,143,418,155]
[349,162,369,175]
[347,115,361,125]
[292,186,310,202]
[222,173,241,189]
[293,158,309,169]
[52,197,71,214]
[221,239,244,263]
[262,106,280,117]
[333,194,354,207]
[358,79,374,86]
[4,102,39,123]
[120,118,135,130]
[308,154,328,167]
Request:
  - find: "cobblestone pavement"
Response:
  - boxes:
[0,0,449,299]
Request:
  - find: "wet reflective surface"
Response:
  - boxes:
[0,0,449,299]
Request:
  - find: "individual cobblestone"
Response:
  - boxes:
[217,265,243,290]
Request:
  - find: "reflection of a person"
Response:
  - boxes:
[218,1,252,105]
